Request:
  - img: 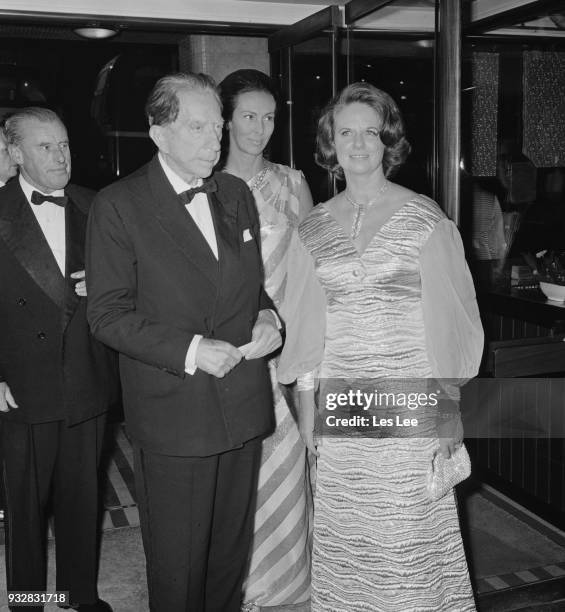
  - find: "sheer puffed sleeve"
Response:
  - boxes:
[277,229,326,385]
[421,218,484,380]
[296,172,314,223]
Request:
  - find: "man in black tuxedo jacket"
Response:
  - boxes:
[0,124,18,523]
[0,108,116,611]
[0,118,19,528]
[86,73,281,612]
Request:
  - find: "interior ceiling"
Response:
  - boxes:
[244,0,565,34]
[0,24,187,44]
[0,23,187,44]
[0,0,563,41]
[241,0,341,3]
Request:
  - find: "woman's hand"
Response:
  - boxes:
[240,310,282,359]
[298,389,319,457]
[437,413,464,459]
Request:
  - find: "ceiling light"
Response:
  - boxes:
[74,25,119,39]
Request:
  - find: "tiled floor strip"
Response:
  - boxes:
[476,562,565,594]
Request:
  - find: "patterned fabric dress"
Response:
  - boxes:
[299,195,480,612]
[241,162,312,609]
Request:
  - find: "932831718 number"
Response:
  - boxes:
[7,591,69,606]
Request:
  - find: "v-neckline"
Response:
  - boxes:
[321,198,415,258]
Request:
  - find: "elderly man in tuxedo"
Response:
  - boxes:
[0,108,116,611]
[86,72,281,612]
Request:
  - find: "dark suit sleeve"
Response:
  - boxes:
[86,191,192,377]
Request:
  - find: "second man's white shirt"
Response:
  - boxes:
[20,174,66,276]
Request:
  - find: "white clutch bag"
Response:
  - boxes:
[426,443,471,501]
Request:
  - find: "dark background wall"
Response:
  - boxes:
[0,38,177,189]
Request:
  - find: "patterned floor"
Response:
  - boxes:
[475,562,565,594]
[100,424,140,530]
[1,423,559,608]
[99,424,564,604]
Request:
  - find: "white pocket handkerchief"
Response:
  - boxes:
[243,228,253,242]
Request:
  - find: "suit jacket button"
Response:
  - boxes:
[37,332,47,340]
[17,298,26,306]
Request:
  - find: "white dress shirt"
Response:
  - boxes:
[158,154,216,373]
[158,155,279,374]
[20,175,66,275]
[158,153,218,259]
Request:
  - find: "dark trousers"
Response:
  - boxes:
[133,438,262,612]
[2,415,105,610]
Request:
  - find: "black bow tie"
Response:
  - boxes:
[179,179,217,205]
[30,190,68,207]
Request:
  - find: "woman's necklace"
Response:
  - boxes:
[248,162,270,191]
[344,180,389,239]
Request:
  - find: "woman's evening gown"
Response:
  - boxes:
[298,195,484,612]
[241,162,313,609]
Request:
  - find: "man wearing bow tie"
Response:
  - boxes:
[86,73,281,611]
[0,107,117,612]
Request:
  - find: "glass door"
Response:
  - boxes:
[270,1,440,202]
[269,6,342,204]
[343,0,437,196]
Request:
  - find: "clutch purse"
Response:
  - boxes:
[426,443,471,501]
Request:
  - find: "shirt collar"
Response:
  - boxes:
[158,153,203,195]
[20,174,65,204]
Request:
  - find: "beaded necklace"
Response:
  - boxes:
[248,163,270,191]
[344,180,389,239]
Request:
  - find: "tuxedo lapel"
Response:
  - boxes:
[62,197,86,329]
[147,158,219,286]
[0,184,65,308]
[208,189,240,265]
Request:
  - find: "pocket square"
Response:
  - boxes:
[243,228,253,242]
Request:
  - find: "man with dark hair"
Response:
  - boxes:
[86,72,281,611]
[0,107,117,612]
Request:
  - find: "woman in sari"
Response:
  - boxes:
[218,69,314,611]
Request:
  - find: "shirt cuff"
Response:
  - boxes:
[185,335,203,375]
[266,309,282,330]
[297,370,316,391]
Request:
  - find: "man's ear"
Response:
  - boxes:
[149,124,167,154]
[8,144,22,166]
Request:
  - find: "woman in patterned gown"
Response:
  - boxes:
[218,69,315,611]
[288,82,484,611]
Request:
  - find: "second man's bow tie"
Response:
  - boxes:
[179,179,218,205]
[31,190,68,207]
